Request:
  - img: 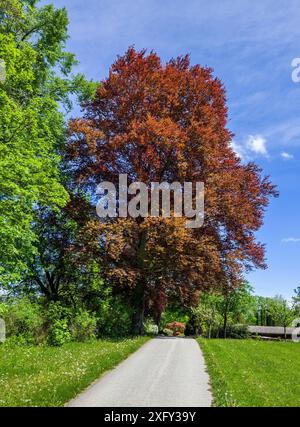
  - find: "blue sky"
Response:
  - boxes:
[45,0,300,299]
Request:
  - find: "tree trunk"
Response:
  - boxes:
[154,311,162,330]
[284,325,287,341]
[132,305,145,335]
[131,227,147,336]
[208,322,212,339]
[222,292,230,339]
[131,281,145,335]
[223,312,228,339]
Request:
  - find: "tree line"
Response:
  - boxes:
[185,284,300,339]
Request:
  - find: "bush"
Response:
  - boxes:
[226,324,250,339]
[1,298,45,344]
[97,296,133,338]
[205,324,250,339]
[185,315,201,336]
[46,302,72,346]
[162,328,173,336]
[160,305,189,328]
[143,318,158,335]
[70,309,97,342]
[165,321,186,336]
[48,318,72,346]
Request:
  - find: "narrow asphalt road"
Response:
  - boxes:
[67,337,212,407]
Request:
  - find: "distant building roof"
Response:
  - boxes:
[248,326,295,336]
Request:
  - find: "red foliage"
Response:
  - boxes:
[166,322,186,336]
[66,48,278,332]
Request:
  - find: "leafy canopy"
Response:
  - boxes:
[67,48,277,332]
[0,0,96,284]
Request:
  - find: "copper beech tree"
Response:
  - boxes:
[67,48,277,334]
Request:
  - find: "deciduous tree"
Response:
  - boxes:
[269,296,295,340]
[67,48,277,334]
[0,0,96,285]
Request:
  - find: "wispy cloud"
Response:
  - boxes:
[281,151,294,160]
[264,118,300,148]
[282,237,300,243]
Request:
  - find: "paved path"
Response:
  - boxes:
[67,337,212,407]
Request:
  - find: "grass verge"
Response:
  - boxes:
[198,338,300,407]
[0,336,149,406]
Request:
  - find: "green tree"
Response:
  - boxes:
[219,282,255,338]
[0,1,96,285]
[185,284,255,338]
[269,296,295,340]
[19,200,105,306]
[190,293,222,338]
[292,287,300,316]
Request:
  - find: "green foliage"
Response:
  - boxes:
[143,318,158,335]
[97,295,134,338]
[46,303,97,346]
[160,304,189,328]
[1,297,103,346]
[219,283,257,325]
[1,287,137,345]
[268,296,295,330]
[1,297,44,344]
[185,293,223,337]
[185,284,261,338]
[162,328,173,337]
[70,309,97,342]
[47,318,71,346]
[223,324,250,339]
[44,302,71,346]
[255,296,272,325]
[0,0,96,285]
[254,295,295,328]
[292,287,300,316]
[22,206,92,302]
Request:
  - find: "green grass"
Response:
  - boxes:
[198,338,300,407]
[0,337,149,407]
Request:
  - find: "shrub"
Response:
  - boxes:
[165,321,186,336]
[143,318,158,335]
[46,302,72,346]
[47,318,72,346]
[162,328,173,336]
[185,316,201,336]
[70,309,97,342]
[97,296,133,337]
[1,298,45,344]
[226,324,250,339]
[160,306,189,328]
[205,324,250,339]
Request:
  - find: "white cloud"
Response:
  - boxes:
[282,237,300,243]
[247,135,268,156]
[231,134,268,161]
[281,151,294,160]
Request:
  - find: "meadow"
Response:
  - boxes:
[0,337,149,406]
[199,339,300,406]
